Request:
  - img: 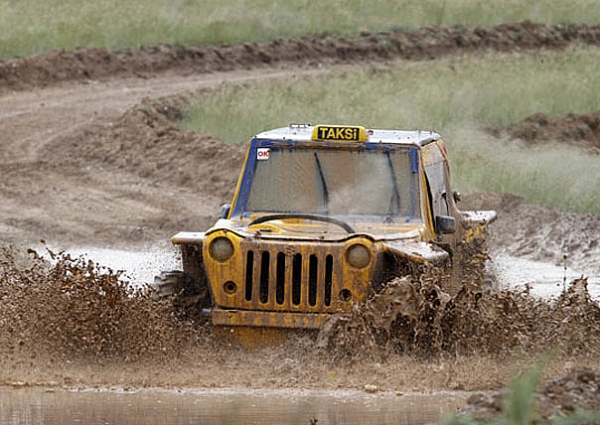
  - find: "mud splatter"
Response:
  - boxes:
[3,244,600,404]
[3,245,600,364]
[316,274,600,361]
[0,246,202,363]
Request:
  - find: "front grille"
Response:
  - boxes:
[243,247,335,312]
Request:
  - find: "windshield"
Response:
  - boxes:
[236,143,421,224]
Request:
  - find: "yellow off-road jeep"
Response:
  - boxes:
[155,124,496,340]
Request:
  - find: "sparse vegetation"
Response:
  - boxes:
[2,0,600,58]
[182,46,600,212]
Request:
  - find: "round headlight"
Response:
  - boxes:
[209,237,234,262]
[346,244,371,269]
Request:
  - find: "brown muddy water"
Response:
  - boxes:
[0,387,466,425]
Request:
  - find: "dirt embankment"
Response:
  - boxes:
[2,21,600,93]
[489,111,600,154]
[53,94,245,198]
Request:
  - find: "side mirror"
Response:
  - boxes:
[219,204,231,219]
[435,215,456,234]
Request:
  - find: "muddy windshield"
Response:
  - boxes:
[239,144,421,224]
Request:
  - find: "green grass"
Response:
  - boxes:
[450,129,600,214]
[182,46,600,213]
[183,46,600,141]
[2,0,600,58]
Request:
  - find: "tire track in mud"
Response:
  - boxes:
[0,68,322,163]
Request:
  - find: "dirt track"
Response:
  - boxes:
[2,21,600,93]
[2,67,599,276]
[0,67,332,247]
[2,23,600,417]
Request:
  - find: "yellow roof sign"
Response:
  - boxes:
[311,125,368,142]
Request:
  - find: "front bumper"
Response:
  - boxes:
[211,307,330,329]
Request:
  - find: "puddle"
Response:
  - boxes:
[492,254,600,299]
[0,387,466,425]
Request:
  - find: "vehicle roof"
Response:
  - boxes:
[253,124,441,147]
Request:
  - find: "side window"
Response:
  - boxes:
[422,143,451,220]
[424,161,449,217]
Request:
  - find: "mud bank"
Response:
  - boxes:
[2,22,600,93]
[490,110,600,153]
[464,367,600,421]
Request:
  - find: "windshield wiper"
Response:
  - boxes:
[385,151,401,218]
[314,152,329,214]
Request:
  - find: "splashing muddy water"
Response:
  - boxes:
[0,246,203,363]
[46,244,181,287]
[2,245,600,365]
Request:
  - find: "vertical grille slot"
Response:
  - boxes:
[245,251,254,301]
[292,253,302,306]
[308,255,318,307]
[325,254,333,306]
[276,252,286,305]
[241,245,341,311]
[259,251,270,304]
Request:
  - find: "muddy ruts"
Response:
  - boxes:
[2,22,600,93]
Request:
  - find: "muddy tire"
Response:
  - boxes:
[153,270,211,321]
[153,271,186,299]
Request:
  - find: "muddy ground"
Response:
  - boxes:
[2,22,600,421]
